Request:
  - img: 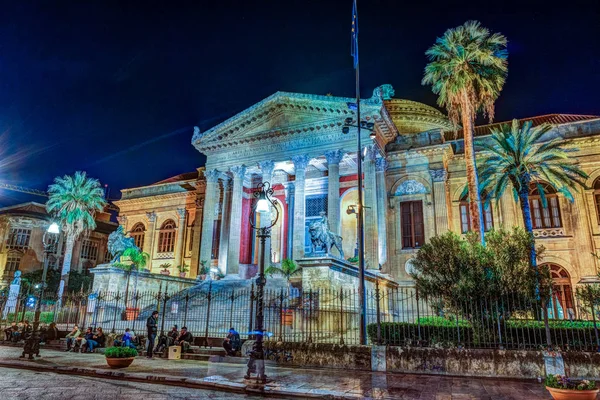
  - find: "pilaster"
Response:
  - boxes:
[430,169,449,235]
[227,165,247,276]
[363,146,379,269]
[144,212,157,260]
[325,150,344,236]
[376,158,389,264]
[292,155,309,260]
[284,182,295,260]
[174,208,187,268]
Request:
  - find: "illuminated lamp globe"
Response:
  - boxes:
[256,192,270,214]
[47,223,60,234]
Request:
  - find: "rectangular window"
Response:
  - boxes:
[531,199,542,228]
[158,231,175,253]
[132,232,144,249]
[80,239,99,261]
[483,204,494,231]
[595,193,600,225]
[6,228,32,250]
[188,227,194,252]
[401,201,424,249]
[550,197,561,227]
[3,255,21,279]
[460,204,470,233]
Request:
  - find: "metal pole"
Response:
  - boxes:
[254,228,268,382]
[355,36,367,347]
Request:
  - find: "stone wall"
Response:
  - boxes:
[90,264,197,294]
[262,342,600,380]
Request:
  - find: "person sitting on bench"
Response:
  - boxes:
[65,325,81,351]
[223,327,241,356]
[174,326,193,353]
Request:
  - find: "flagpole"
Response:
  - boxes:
[353,0,368,346]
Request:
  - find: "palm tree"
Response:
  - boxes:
[265,258,301,296]
[478,120,588,346]
[47,171,107,301]
[422,20,508,243]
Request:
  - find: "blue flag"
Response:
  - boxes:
[351,0,358,69]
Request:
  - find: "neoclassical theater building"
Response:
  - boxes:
[114,85,600,309]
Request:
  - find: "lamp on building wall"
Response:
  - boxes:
[342,117,376,139]
[22,222,60,359]
[246,181,279,383]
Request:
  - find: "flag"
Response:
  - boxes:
[351,0,358,69]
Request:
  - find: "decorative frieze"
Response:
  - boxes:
[395,180,428,196]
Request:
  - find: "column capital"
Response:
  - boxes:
[376,158,388,172]
[204,169,220,183]
[176,208,186,220]
[258,160,275,178]
[292,154,310,171]
[117,215,127,225]
[195,197,204,209]
[363,145,378,161]
[146,211,157,222]
[324,149,344,166]
[429,169,448,182]
[230,165,247,179]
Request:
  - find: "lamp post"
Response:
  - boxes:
[342,115,375,345]
[245,181,279,383]
[22,222,60,359]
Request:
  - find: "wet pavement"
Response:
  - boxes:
[0,346,555,399]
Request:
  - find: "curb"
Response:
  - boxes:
[0,359,360,399]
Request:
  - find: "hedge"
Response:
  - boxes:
[367,320,599,350]
[4,312,54,324]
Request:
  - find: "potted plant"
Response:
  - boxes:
[214,270,226,280]
[105,346,138,369]
[198,260,209,280]
[176,263,189,278]
[545,374,598,400]
[160,263,171,275]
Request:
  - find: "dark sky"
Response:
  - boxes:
[0,0,599,207]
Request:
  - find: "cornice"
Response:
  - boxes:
[115,191,195,207]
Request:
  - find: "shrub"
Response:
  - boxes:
[6,312,54,324]
[105,346,138,358]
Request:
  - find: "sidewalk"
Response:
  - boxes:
[0,346,551,399]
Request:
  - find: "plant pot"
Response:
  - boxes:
[106,357,135,369]
[160,270,170,275]
[546,387,599,400]
[125,307,140,321]
[179,272,186,278]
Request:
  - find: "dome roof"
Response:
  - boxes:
[384,99,453,134]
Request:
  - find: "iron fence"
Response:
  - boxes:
[1,283,599,351]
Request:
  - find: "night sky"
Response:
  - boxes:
[0,0,599,207]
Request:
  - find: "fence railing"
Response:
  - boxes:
[1,284,599,351]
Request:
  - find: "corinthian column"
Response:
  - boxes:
[325,150,343,236]
[258,160,275,268]
[292,155,309,260]
[217,176,232,275]
[199,169,220,267]
[174,208,187,268]
[430,169,449,235]
[227,165,247,276]
[376,158,388,264]
[363,146,379,269]
[284,182,295,260]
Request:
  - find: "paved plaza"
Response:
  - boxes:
[0,346,557,399]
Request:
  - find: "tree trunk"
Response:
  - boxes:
[460,92,485,245]
[516,177,552,348]
[57,234,75,303]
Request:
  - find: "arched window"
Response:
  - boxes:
[459,193,493,234]
[529,183,562,229]
[594,178,600,225]
[130,223,146,250]
[158,220,176,253]
[545,263,575,320]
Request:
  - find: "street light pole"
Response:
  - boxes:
[245,182,279,384]
[22,222,60,359]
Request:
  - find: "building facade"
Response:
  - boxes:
[114,85,600,313]
[0,202,117,286]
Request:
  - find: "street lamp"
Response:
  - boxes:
[245,181,279,383]
[22,222,60,359]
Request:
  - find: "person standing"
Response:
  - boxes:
[146,311,158,359]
